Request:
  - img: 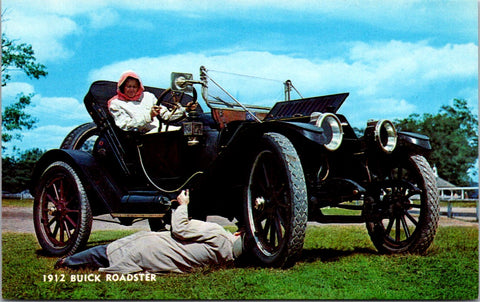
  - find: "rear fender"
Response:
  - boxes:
[30,149,123,215]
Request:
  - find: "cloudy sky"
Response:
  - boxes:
[1,0,478,156]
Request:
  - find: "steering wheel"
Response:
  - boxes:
[156,87,198,109]
[155,88,198,129]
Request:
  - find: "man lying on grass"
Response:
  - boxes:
[55,190,244,274]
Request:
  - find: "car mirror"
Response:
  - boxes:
[171,72,194,93]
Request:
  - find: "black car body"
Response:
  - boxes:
[31,67,439,267]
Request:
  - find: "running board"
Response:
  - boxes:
[111,213,166,218]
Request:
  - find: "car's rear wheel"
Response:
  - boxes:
[365,154,439,254]
[33,161,92,256]
[60,122,98,152]
[244,132,308,268]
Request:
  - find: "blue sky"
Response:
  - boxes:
[1,0,478,156]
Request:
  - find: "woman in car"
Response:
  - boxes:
[108,70,189,133]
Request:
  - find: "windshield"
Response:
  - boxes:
[200,68,294,111]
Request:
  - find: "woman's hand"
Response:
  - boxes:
[185,101,198,112]
[150,105,161,118]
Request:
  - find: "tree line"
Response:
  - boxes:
[1,33,478,193]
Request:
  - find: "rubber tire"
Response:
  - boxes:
[33,161,93,256]
[366,154,439,254]
[60,122,98,152]
[244,132,308,268]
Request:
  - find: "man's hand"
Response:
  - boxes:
[177,190,190,205]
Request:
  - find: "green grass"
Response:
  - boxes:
[439,200,478,208]
[2,226,478,300]
[2,198,33,207]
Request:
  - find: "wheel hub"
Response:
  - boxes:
[387,192,410,216]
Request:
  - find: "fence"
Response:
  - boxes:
[438,186,479,221]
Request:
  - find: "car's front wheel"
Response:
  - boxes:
[364,154,439,254]
[244,132,308,268]
[33,161,92,256]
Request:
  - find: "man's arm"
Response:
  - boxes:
[171,190,224,242]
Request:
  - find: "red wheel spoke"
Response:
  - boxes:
[59,218,65,242]
[65,214,78,229]
[46,193,58,205]
[63,221,72,239]
[59,179,65,202]
[52,222,60,238]
[255,207,267,221]
[52,183,60,201]
[65,208,80,214]
[47,217,57,227]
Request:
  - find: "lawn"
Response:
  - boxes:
[2,224,478,300]
[2,198,33,207]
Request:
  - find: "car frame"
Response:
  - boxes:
[30,66,440,267]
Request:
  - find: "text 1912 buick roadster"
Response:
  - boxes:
[30,66,439,268]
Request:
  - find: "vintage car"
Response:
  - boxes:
[30,66,440,268]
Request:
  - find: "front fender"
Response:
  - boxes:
[397,131,432,153]
[30,149,123,215]
[221,120,329,148]
[282,121,330,145]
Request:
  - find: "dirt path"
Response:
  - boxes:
[1,206,235,233]
[1,206,477,234]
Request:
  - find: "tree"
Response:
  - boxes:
[2,148,45,193]
[1,33,47,146]
[395,99,478,186]
[1,33,47,86]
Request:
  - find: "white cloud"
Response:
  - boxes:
[18,125,77,151]
[366,98,417,117]
[346,40,478,95]
[339,97,418,129]
[26,96,90,124]
[89,40,477,101]
[1,82,35,101]
[2,92,91,155]
[3,9,79,61]
[3,0,476,64]
[1,124,81,156]
[87,9,120,29]
[85,39,477,130]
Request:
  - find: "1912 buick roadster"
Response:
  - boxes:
[30,66,439,268]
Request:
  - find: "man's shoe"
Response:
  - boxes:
[54,258,66,269]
